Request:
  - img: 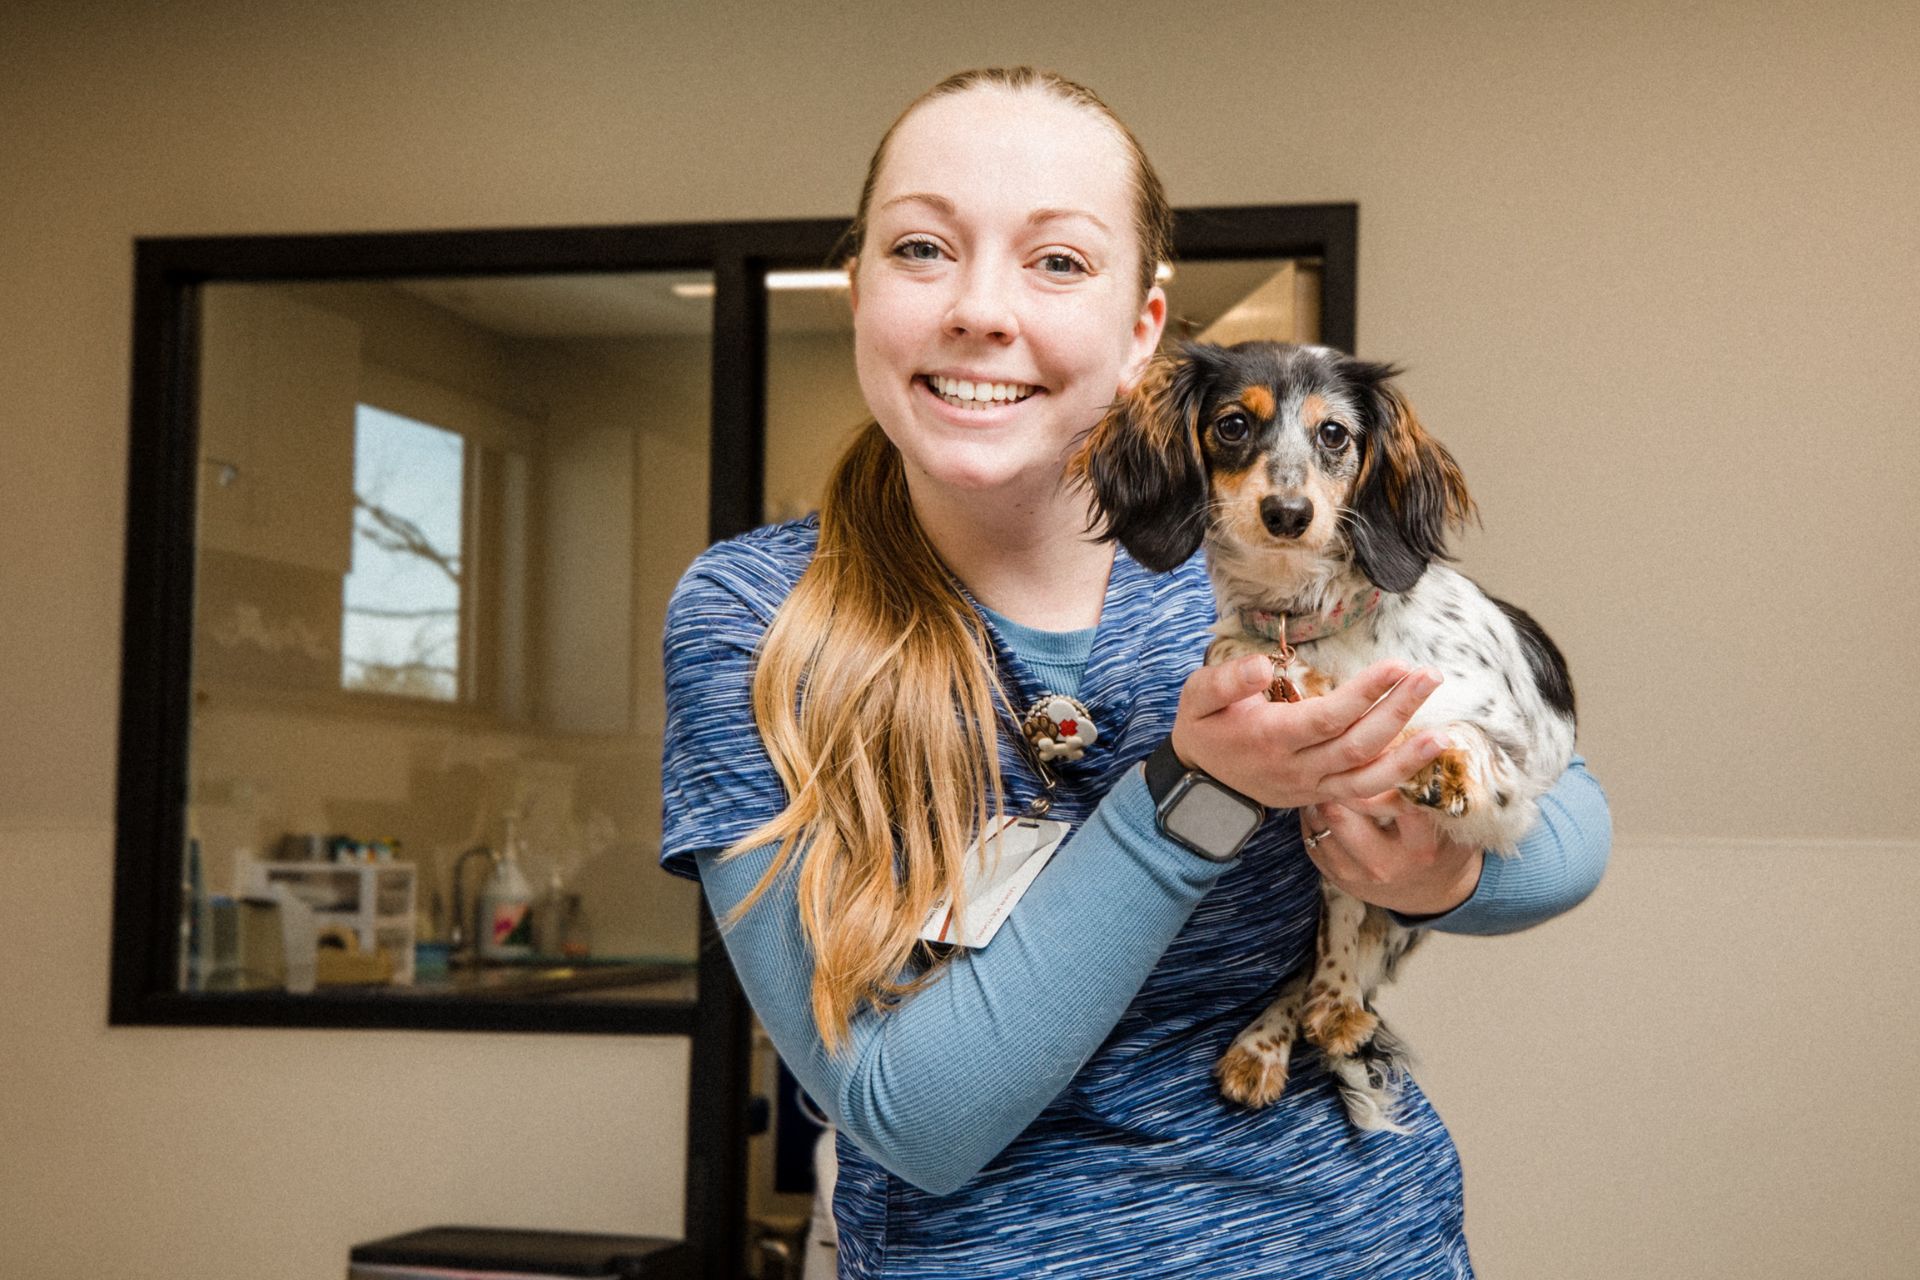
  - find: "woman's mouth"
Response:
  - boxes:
[920,374,1040,410]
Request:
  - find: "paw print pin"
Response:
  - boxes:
[1022,694,1098,763]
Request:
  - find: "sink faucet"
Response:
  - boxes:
[449,844,501,968]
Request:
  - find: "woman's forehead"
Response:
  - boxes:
[870,88,1135,231]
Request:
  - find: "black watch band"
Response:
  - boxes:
[1143,734,1191,805]
[1143,736,1266,863]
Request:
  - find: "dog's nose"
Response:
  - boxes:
[1259,495,1314,539]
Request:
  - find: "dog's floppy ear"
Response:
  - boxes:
[1347,367,1478,592]
[1068,349,1215,572]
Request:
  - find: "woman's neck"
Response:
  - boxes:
[908,476,1114,631]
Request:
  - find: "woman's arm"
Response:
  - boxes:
[1303,755,1610,934]
[697,769,1225,1197]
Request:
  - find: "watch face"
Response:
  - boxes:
[1165,779,1263,858]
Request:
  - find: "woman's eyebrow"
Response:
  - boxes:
[1026,207,1111,235]
[877,192,956,215]
[873,194,1111,237]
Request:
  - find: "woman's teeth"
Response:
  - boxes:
[926,374,1037,409]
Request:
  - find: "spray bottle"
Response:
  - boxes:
[479,815,535,960]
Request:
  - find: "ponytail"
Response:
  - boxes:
[723,423,1008,1053]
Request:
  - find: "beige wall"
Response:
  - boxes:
[2,2,1915,1277]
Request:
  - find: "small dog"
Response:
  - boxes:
[1070,341,1576,1131]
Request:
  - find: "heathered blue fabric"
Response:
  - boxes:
[660,516,1609,1279]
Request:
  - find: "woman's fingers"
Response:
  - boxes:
[1182,654,1279,721]
[1332,788,1421,823]
[1168,655,1279,773]
[1285,659,1415,746]
[1317,729,1448,802]
[1306,798,1484,915]
[1174,657,1438,812]
[1295,666,1441,775]
[1301,806,1374,884]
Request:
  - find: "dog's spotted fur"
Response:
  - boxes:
[1071,341,1577,1131]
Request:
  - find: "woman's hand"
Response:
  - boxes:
[1169,654,1450,812]
[1301,792,1484,917]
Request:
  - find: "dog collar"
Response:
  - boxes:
[1236,588,1385,656]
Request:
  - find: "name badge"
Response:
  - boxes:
[918,816,1070,948]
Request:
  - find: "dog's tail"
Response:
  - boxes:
[1323,1013,1419,1134]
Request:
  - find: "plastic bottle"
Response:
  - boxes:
[479,818,536,960]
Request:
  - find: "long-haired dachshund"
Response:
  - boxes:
[1070,340,1577,1131]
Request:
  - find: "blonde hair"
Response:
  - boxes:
[724,68,1173,1053]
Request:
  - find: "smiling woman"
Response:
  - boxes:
[655,65,1609,1280]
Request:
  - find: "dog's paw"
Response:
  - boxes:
[1301,989,1378,1057]
[1216,1038,1293,1109]
[1401,745,1472,817]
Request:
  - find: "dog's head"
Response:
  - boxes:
[1068,341,1477,592]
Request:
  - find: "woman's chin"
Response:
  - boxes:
[902,445,1055,497]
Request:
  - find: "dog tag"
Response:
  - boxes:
[1268,657,1303,704]
[918,816,1070,948]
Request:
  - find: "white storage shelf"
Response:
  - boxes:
[240,858,416,985]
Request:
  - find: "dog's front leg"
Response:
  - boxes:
[1215,972,1309,1109]
[1299,882,1382,1057]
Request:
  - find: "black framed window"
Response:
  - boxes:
[110,205,1355,1276]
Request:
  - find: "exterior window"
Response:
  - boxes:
[343,404,465,701]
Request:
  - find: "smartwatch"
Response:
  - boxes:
[1143,735,1266,863]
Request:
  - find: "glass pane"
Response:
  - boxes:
[764,269,863,524]
[344,405,464,700]
[185,272,711,1005]
[1162,257,1323,346]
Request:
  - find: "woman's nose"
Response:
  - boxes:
[943,263,1019,342]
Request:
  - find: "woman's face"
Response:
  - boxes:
[849,87,1166,503]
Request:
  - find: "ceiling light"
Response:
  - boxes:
[671,269,852,300]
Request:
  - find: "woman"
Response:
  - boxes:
[662,67,1609,1278]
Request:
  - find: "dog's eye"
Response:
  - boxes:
[1316,421,1351,450]
[1214,413,1251,443]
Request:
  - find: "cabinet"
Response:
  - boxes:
[239,858,416,984]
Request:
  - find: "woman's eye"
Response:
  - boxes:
[1038,251,1089,276]
[1214,413,1250,443]
[1316,421,1351,450]
[893,239,942,262]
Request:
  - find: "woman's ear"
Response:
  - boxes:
[1068,346,1213,572]
[1348,374,1478,592]
[1119,286,1169,394]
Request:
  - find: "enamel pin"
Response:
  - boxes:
[1021,693,1098,763]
